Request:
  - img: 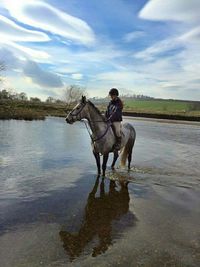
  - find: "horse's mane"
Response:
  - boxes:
[87,100,106,122]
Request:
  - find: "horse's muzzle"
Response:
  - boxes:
[66,117,74,124]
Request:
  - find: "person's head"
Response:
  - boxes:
[109,88,119,100]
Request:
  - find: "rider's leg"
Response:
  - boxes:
[112,122,122,150]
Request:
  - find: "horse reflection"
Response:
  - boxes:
[59,176,137,260]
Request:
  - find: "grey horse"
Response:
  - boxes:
[66,96,136,176]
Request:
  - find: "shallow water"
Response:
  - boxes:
[0,117,200,267]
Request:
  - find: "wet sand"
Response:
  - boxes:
[0,117,200,266]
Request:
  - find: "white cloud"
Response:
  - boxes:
[133,27,200,61]
[71,73,83,80]
[133,37,181,60]
[89,45,200,100]
[178,26,200,43]
[133,0,200,99]
[22,60,64,88]
[0,15,50,42]
[0,47,64,89]
[123,31,145,43]
[3,0,95,46]
[93,70,155,94]
[0,40,50,61]
[34,42,128,77]
[139,0,200,24]
[68,44,127,63]
[5,75,63,100]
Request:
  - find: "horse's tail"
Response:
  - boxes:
[120,125,136,167]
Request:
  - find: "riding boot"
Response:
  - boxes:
[114,136,121,151]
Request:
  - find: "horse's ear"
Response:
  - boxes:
[82,95,86,103]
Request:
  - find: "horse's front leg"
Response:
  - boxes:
[111,151,119,170]
[102,153,109,176]
[93,150,101,175]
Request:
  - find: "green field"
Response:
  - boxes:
[123,99,200,116]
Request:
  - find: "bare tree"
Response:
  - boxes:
[0,61,5,84]
[64,85,87,109]
[30,97,41,102]
[18,92,28,101]
[46,96,55,103]
[0,61,5,72]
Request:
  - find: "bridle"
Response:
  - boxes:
[68,101,111,143]
[70,102,87,117]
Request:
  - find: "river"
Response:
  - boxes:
[0,117,200,267]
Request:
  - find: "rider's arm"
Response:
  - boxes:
[107,105,117,121]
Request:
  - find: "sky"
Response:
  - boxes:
[0,0,200,101]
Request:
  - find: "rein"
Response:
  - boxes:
[82,119,111,143]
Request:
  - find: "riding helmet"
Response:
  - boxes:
[109,88,119,96]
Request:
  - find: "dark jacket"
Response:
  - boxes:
[106,97,123,122]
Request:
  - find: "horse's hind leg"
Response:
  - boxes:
[128,140,135,170]
[128,149,132,170]
[93,151,101,175]
[111,151,119,170]
[102,153,109,176]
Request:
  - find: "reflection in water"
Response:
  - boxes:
[59,176,137,261]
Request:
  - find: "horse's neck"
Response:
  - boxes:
[87,104,107,136]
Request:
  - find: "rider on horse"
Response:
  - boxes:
[106,88,123,151]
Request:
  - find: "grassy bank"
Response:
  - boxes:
[0,99,200,121]
[124,99,199,114]
[122,99,200,121]
[0,100,67,120]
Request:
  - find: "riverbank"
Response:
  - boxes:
[0,108,46,120]
[0,100,200,121]
[0,100,66,120]
[123,111,200,122]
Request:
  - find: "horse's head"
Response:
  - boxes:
[66,95,87,124]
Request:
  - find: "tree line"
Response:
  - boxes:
[0,85,87,105]
[0,89,41,102]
